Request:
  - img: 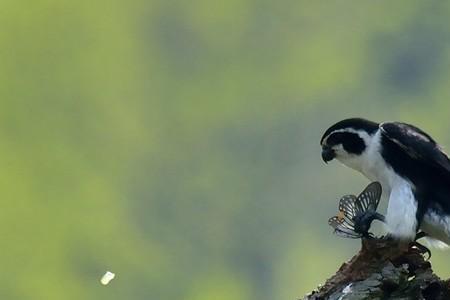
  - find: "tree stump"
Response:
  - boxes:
[303,238,450,299]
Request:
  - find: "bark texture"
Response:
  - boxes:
[303,238,450,300]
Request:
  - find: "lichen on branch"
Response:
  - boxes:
[303,238,450,300]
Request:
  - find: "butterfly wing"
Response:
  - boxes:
[328,216,362,239]
[355,182,382,213]
[328,195,362,239]
[338,195,358,222]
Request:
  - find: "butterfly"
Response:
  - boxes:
[328,182,385,239]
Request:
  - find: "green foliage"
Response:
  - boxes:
[1,1,450,299]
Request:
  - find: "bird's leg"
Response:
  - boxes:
[409,236,431,260]
[373,212,385,223]
[381,233,431,260]
[414,231,428,240]
[353,211,386,236]
[409,231,431,259]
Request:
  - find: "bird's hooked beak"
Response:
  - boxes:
[321,145,335,163]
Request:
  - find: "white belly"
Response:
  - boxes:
[384,179,418,240]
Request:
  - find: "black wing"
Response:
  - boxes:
[380,122,450,174]
[355,182,382,213]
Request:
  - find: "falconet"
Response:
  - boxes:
[320,118,450,249]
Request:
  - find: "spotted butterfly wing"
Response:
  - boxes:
[328,216,362,238]
[338,195,358,222]
[355,182,382,214]
[328,195,362,238]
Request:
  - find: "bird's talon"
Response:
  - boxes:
[409,241,431,260]
[414,231,428,241]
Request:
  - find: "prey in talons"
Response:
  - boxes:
[328,182,384,239]
[329,182,432,259]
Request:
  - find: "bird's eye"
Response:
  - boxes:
[326,133,345,147]
[325,132,366,155]
[341,134,365,154]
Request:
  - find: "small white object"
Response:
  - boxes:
[100,271,116,285]
[342,283,352,294]
[337,283,353,300]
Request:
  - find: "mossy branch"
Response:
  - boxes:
[303,238,450,300]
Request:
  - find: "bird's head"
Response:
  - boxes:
[320,118,379,170]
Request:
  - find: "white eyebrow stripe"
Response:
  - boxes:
[322,128,373,146]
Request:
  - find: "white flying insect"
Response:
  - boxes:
[100,271,116,285]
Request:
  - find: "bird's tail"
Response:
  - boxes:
[422,237,450,250]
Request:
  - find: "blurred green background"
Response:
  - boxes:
[2,1,450,299]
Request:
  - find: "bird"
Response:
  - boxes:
[320,118,450,249]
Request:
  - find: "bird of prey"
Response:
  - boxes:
[320,118,450,249]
